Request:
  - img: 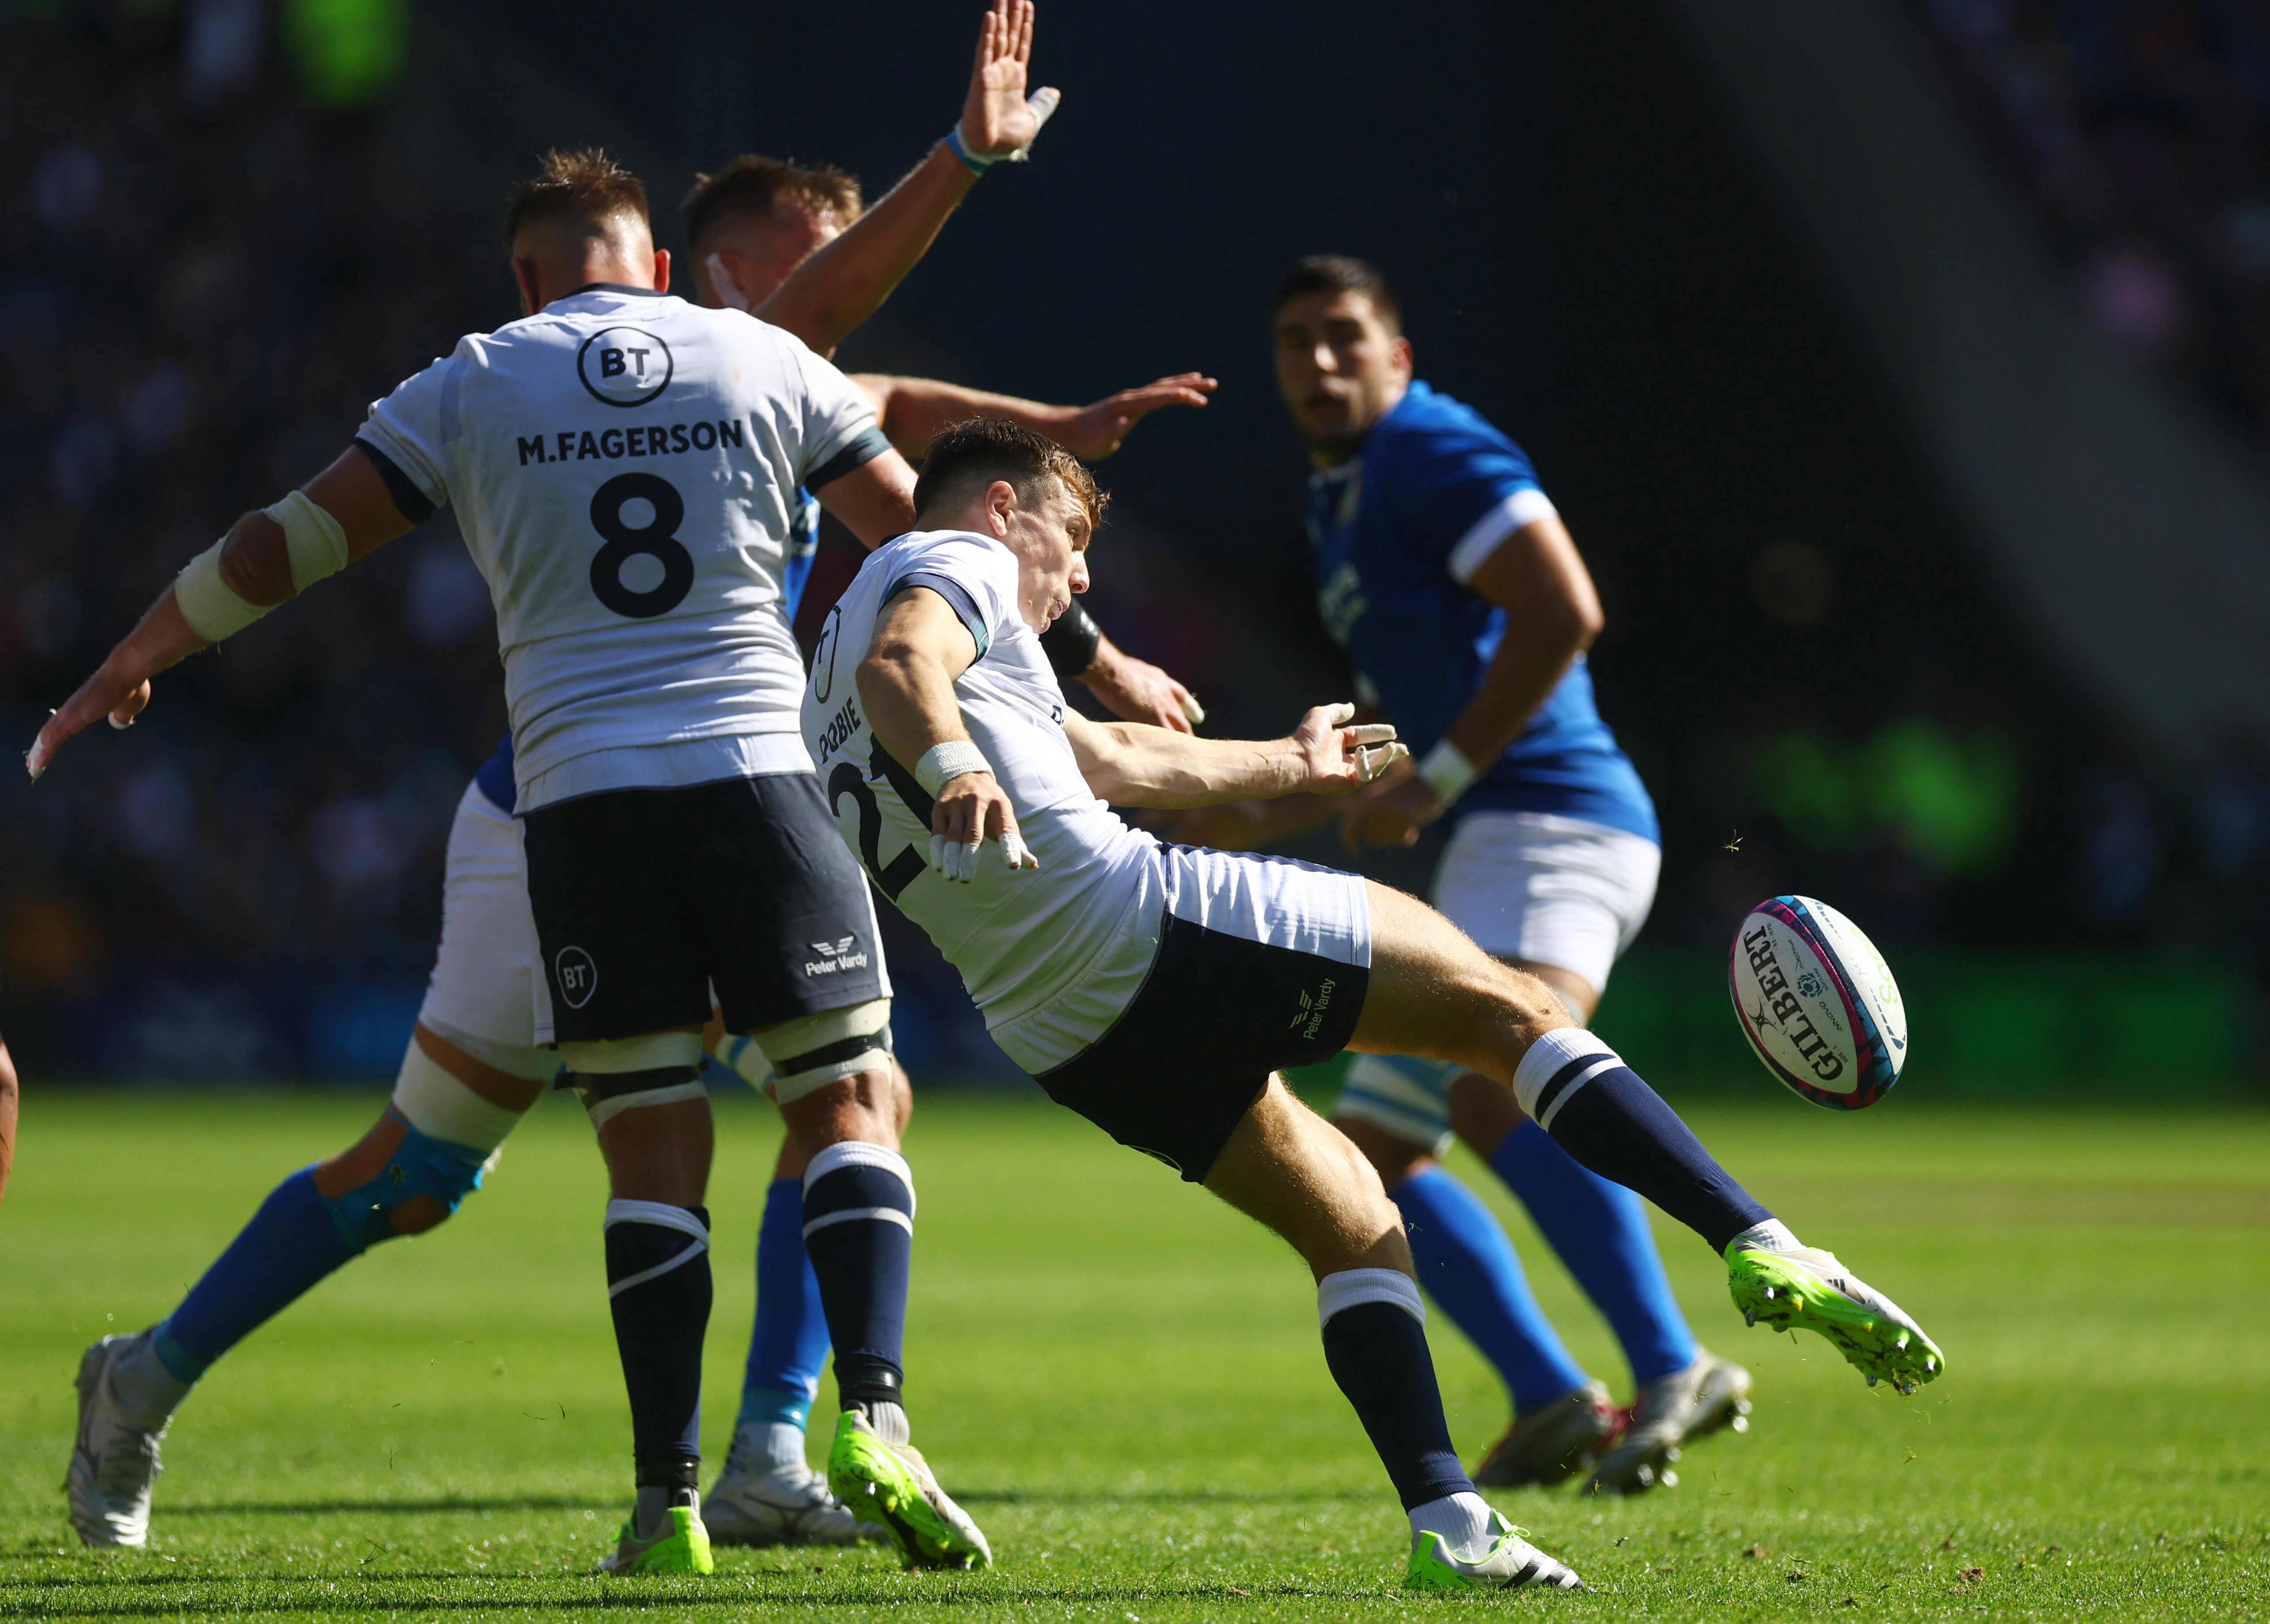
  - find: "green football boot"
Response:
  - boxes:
[1727,1241,1943,1394]
[1406,1509,1585,1592]
[594,1502,714,1575]
[825,1409,991,1570]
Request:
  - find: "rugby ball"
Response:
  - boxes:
[1728,896,1907,1109]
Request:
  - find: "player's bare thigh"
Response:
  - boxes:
[1347,880,1573,1080]
[1203,1077,1411,1282]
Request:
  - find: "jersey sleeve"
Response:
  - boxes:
[1390,413,1558,586]
[356,350,464,521]
[880,535,1019,660]
[793,342,893,491]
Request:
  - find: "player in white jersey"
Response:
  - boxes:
[802,419,1944,1593]
[30,148,937,1576]
[42,1,1208,1563]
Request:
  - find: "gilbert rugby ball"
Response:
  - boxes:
[1728,896,1907,1109]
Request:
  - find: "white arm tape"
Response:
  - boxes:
[173,538,272,643]
[916,740,991,795]
[1418,738,1481,806]
[266,489,351,592]
[1005,87,1061,162]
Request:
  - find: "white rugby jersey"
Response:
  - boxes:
[802,530,1164,1045]
[358,285,888,801]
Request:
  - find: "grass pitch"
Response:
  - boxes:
[1,1086,2264,1621]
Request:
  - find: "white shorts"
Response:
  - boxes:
[416,783,557,1081]
[1430,810,1659,993]
[1335,810,1658,1153]
[987,843,1371,1076]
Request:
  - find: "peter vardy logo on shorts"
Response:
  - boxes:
[556,946,598,1008]
[1289,978,1337,1041]
[805,936,869,977]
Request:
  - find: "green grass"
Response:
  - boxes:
[2,1088,2265,1620]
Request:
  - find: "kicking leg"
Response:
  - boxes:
[1354,882,1942,1393]
[1203,1081,1582,1592]
[72,1026,544,1548]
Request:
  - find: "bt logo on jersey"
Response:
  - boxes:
[576,327,673,407]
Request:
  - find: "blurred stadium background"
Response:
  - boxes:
[4,0,2268,1101]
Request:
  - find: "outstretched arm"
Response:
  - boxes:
[1066,704,1404,809]
[25,449,413,780]
[755,0,1056,354]
[852,373,1216,461]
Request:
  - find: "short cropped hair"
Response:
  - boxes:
[681,155,864,255]
[503,148,649,248]
[913,419,1108,532]
[1271,254,1402,333]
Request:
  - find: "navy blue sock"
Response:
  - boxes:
[1319,1282,1472,1510]
[1393,1168,1590,1412]
[1491,1120,1696,1386]
[738,1177,832,1430]
[1519,1037,1772,1254]
[157,1166,360,1380]
[800,1145,913,1410]
[604,1201,712,1487]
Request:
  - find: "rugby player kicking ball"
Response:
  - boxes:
[802,418,1945,1592]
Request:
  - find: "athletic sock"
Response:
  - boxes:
[1391,1167,1590,1412]
[605,1200,712,1494]
[1316,1270,1472,1510]
[632,1483,699,1540]
[1512,1031,1773,1254]
[153,1166,361,1391]
[106,1335,193,1430]
[1490,1120,1697,1386]
[799,1142,914,1419]
[1408,1489,1500,1561]
[736,1178,831,1439]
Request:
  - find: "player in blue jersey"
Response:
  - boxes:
[1178,256,1748,1496]
[52,4,1203,1557]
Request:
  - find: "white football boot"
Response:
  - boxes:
[1406,1507,1586,1592]
[705,1426,880,1547]
[1583,1350,1753,1496]
[68,1333,168,1548]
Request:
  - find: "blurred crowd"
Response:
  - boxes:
[1913,0,2270,435]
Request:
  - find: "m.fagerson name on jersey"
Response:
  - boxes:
[516,419,747,465]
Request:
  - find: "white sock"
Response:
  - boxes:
[1730,1218,1802,1254]
[109,1335,193,1429]
[853,1399,910,1446]
[1409,1490,1498,1562]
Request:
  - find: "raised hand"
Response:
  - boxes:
[960,0,1053,158]
[1057,374,1217,460]
[1083,642,1204,734]
[26,662,160,781]
[1296,703,1406,796]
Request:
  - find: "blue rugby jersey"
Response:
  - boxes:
[472,736,517,815]
[1304,380,1658,842]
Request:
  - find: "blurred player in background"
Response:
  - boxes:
[1176,256,1749,1496]
[802,418,1940,1590]
[43,0,1209,1563]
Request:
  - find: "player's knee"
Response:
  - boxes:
[317,1040,527,1250]
[560,1031,709,1129]
[754,999,892,1107]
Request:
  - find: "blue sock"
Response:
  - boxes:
[1491,1120,1697,1387]
[737,1178,831,1431]
[801,1146,913,1412]
[156,1166,361,1381]
[1393,1167,1590,1413]
[604,1201,712,1487]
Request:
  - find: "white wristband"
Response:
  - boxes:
[915,741,990,795]
[173,537,272,642]
[1417,738,1481,806]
